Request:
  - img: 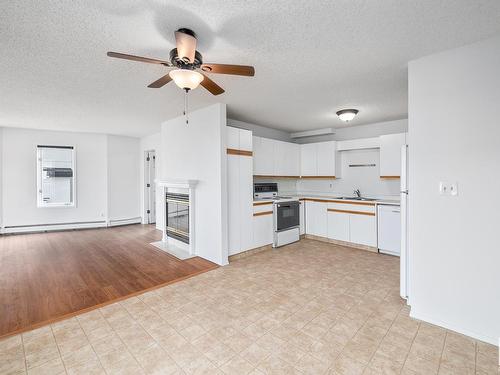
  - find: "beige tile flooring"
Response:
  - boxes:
[1,239,498,375]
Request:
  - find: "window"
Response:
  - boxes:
[37,145,75,207]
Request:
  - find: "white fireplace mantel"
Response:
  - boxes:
[156,179,198,189]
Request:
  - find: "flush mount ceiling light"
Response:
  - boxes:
[169,69,204,90]
[336,109,359,122]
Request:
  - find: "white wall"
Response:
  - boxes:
[227,118,292,142]
[161,104,228,266]
[0,127,141,230]
[295,148,400,199]
[107,135,140,223]
[408,35,500,345]
[139,132,161,226]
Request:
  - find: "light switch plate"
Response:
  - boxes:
[439,182,447,195]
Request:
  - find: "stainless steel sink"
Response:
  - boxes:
[337,197,377,201]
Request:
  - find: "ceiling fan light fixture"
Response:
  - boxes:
[336,109,359,122]
[169,69,204,90]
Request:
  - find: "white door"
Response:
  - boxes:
[377,205,401,255]
[300,143,317,176]
[316,141,336,176]
[327,211,349,241]
[227,154,241,255]
[145,151,156,224]
[239,155,254,251]
[299,200,305,235]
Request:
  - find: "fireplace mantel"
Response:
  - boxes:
[156,179,198,189]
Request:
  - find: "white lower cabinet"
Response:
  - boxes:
[305,201,327,237]
[327,211,349,242]
[349,214,377,247]
[253,212,273,248]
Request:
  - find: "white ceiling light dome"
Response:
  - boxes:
[169,69,204,90]
[336,109,359,122]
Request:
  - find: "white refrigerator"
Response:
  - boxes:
[400,144,409,300]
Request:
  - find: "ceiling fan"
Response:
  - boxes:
[107,28,255,96]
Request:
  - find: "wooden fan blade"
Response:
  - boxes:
[107,51,170,65]
[147,74,173,88]
[201,63,255,76]
[175,30,197,63]
[200,73,225,95]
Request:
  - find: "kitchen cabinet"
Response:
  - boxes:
[253,136,275,175]
[305,200,327,237]
[299,200,305,235]
[378,204,401,255]
[227,127,254,256]
[252,203,274,248]
[379,133,406,178]
[327,210,349,242]
[300,141,337,177]
[325,201,377,248]
[349,214,377,247]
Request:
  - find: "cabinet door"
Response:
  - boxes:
[253,214,273,248]
[317,141,336,176]
[349,214,377,247]
[299,200,305,235]
[239,129,253,152]
[327,211,349,241]
[258,137,275,175]
[227,126,240,149]
[273,140,286,176]
[379,133,406,177]
[288,143,301,176]
[227,155,240,255]
[300,143,317,176]
[305,201,327,237]
[239,156,254,251]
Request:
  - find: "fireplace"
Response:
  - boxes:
[166,192,189,244]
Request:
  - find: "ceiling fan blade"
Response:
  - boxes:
[201,63,255,76]
[200,73,225,95]
[175,29,197,63]
[107,51,171,66]
[147,74,173,88]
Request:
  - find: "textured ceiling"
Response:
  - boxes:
[2,1,500,137]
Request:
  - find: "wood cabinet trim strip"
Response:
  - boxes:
[327,208,375,216]
[227,148,253,156]
[380,175,400,179]
[300,176,336,179]
[253,175,300,179]
[253,211,273,217]
[304,198,375,206]
[253,201,273,206]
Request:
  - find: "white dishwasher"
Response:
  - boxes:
[377,204,401,256]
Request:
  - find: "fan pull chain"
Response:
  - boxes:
[184,88,189,125]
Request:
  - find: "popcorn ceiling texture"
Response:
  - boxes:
[1,1,500,136]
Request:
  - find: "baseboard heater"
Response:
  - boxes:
[1,217,142,234]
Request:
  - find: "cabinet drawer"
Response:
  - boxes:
[327,202,376,215]
[253,202,273,215]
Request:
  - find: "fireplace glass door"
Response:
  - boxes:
[166,193,189,244]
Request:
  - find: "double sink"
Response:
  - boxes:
[336,196,377,201]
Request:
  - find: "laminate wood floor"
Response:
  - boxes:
[0,224,217,338]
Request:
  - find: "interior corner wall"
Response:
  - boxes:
[106,135,141,224]
[408,35,500,345]
[0,128,3,228]
[139,132,161,226]
[161,103,228,266]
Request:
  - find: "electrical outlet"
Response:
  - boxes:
[450,182,458,196]
[439,182,448,195]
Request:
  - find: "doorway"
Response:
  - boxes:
[144,150,156,224]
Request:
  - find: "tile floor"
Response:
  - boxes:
[1,239,498,375]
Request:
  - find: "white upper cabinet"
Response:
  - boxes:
[300,141,337,177]
[226,126,240,149]
[253,136,300,176]
[300,143,317,176]
[253,136,274,175]
[316,141,336,176]
[379,133,406,178]
[239,129,253,152]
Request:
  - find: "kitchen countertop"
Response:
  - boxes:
[253,194,400,206]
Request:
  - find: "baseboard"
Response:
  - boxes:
[304,234,378,253]
[410,307,498,346]
[228,244,272,262]
[108,217,142,227]
[1,220,107,234]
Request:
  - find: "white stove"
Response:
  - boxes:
[254,183,300,248]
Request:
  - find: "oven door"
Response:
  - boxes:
[275,201,300,232]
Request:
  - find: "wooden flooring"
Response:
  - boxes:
[0,224,217,338]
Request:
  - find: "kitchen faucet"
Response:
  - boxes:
[354,189,361,198]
